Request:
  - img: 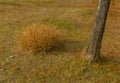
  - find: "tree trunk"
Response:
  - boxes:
[86,0,111,62]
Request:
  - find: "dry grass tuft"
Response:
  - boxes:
[17,24,65,53]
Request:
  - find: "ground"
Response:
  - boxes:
[0,0,120,83]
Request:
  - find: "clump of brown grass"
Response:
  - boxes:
[18,24,65,53]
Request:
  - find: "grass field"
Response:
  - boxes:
[0,0,120,82]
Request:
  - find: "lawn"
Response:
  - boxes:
[0,0,120,83]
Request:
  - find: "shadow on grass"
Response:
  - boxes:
[64,40,84,53]
[45,40,86,56]
[15,39,86,56]
[33,40,84,55]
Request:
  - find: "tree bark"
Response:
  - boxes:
[86,0,111,62]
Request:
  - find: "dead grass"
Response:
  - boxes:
[18,24,65,53]
[0,0,120,83]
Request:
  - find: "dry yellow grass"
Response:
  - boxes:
[18,24,65,53]
[0,0,120,82]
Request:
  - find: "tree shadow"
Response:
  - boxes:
[45,39,86,55]
[58,40,86,54]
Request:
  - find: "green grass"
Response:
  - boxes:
[0,0,120,83]
[42,18,77,30]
